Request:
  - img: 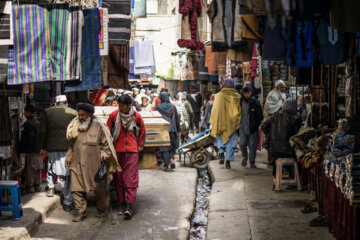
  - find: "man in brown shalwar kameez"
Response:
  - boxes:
[65,103,120,222]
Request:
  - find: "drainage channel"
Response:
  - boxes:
[189,168,212,240]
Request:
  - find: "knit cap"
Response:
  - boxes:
[282,98,297,113]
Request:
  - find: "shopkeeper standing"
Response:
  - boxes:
[38,95,77,212]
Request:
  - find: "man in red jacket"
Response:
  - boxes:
[107,95,146,220]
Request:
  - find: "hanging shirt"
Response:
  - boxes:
[286,21,314,67]
[316,21,345,65]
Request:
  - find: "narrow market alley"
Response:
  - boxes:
[0,150,333,240]
[1,1,360,240]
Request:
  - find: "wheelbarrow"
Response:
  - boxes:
[177,129,217,168]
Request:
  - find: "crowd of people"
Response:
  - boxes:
[17,77,303,222]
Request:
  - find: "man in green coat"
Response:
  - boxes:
[38,95,77,212]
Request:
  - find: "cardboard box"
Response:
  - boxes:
[138,151,157,169]
[143,118,169,133]
[144,131,170,147]
[140,111,162,118]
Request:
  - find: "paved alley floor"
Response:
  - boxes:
[207,149,334,240]
[27,149,335,240]
[31,166,197,240]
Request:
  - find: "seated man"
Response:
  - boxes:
[261,98,302,177]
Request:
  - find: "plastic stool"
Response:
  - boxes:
[274,158,302,192]
[0,180,23,221]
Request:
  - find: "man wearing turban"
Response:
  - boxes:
[65,103,120,222]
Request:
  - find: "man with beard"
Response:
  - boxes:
[263,80,287,167]
[38,95,77,212]
[264,80,287,120]
[239,87,263,168]
[107,95,146,220]
[65,103,120,222]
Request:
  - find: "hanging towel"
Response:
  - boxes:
[65,7,83,80]
[133,39,156,76]
[65,8,101,92]
[8,4,53,85]
[48,4,69,81]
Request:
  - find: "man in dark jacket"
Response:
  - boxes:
[187,90,202,134]
[38,95,77,211]
[239,87,263,168]
[261,98,302,176]
[18,105,42,193]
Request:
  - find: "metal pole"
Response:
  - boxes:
[320,64,323,124]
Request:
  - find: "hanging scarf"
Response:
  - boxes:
[112,107,136,143]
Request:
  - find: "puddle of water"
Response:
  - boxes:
[189,169,212,240]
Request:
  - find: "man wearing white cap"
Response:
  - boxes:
[38,95,78,212]
[263,79,287,167]
[264,80,286,120]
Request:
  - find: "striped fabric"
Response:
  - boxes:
[102,0,131,15]
[108,18,131,45]
[8,4,53,85]
[65,8,101,92]
[0,14,10,40]
[0,45,8,83]
[103,0,131,45]
[65,7,82,80]
[48,4,69,81]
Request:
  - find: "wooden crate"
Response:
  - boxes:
[138,151,157,169]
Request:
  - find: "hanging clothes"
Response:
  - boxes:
[48,4,69,81]
[65,7,83,80]
[226,41,254,62]
[0,45,8,83]
[177,0,204,50]
[102,0,131,45]
[286,21,314,67]
[172,53,181,80]
[108,44,129,89]
[65,8,101,91]
[263,14,285,61]
[330,0,360,33]
[211,0,245,48]
[240,15,263,40]
[0,12,11,44]
[0,97,13,146]
[205,45,216,75]
[198,50,208,81]
[8,4,53,85]
[249,44,257,78]
[316,21,345,65]
[185,52,199,80]
[133,39,156,77]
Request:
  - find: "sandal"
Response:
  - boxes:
[301,205,317,214]
[309,216,326,227]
